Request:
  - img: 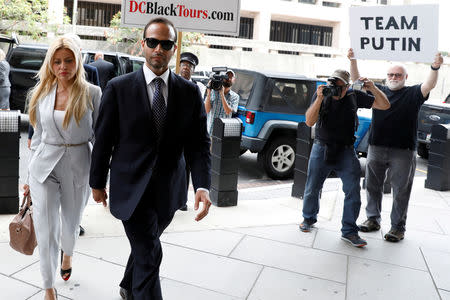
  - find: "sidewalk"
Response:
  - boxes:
[0,177,449,299]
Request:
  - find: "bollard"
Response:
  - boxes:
[210,118,242,207]
[425,124,450,191]
[292,122,313,198]
[0,110,20,214]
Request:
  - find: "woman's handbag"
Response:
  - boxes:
[9,195,37,255]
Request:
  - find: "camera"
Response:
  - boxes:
[208,66,229,91]
[352,79,365,92]
[322,78,343,97]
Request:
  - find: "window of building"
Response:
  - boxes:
[64,0,121,27]
[298,0,316,4]
[208,17,254,51]
[322,1,340,7]
[270,21,333,56]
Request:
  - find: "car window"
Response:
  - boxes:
[130,58,144,72]
[265,79,313,114]
[232,72,256,106]
[9,48,47,71]
[104,54,120,76]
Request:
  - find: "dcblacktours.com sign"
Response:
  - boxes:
[349,4,438,63]
[122,0,241,36]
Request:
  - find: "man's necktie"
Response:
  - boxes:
[152,77,166,141]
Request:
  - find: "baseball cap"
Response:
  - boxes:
[226,69,235,77]
[330,69,350,85]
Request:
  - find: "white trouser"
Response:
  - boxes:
[30,152,89,289]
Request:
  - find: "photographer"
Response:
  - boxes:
[299,69,389,248]
[205,69,240,134]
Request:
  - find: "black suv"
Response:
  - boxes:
[0,34,145,113]
[83,50,145,78]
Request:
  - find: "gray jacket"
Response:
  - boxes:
[29,84,101,186]
[0,60,11,88]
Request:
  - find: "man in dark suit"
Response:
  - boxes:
[83,63,100,87]
[89,52,115,91]
[90,17,211,300]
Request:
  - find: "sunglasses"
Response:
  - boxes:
[387,73,404,78]
[144,38,175,50]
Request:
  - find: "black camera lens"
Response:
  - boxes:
[322,85,342,97]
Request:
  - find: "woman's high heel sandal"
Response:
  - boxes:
[60,250,72,281]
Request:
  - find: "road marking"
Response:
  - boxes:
[416,168,427,174]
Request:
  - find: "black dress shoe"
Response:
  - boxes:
[79,225,85,236]
[179,204,188,211]
[119,287,133,300]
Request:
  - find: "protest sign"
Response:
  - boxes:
[349,5,438,63]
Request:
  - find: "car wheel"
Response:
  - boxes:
[417,142,429,159]
[262,137,296,179]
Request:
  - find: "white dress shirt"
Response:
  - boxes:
[143,64,170,107]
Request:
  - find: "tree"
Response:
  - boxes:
[106,11,143,55]
[106,11,205,55]
[0,0,48,39]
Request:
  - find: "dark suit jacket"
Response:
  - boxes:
[89,68,211,221]
[89,59,115,91]
[84,64,100,86]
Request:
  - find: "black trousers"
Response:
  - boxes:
[120,185,174,300]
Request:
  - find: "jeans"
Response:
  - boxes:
[365,145,416,232]
[302,143,362,236]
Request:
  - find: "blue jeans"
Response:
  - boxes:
[302,143,362,236]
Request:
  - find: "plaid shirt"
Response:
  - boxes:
[207,89,240,134]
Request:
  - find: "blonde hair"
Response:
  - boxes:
[28,36,92,129]
[0,49,5,61]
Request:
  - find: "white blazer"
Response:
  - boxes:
[29,84,102,186]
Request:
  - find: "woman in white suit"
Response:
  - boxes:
[25,36,101,300]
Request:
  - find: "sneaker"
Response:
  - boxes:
[341,234,367,247]
[359,219,380,232]
[299,220,314,232]
[384,229,404,242]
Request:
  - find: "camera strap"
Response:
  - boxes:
[348,92,359,143]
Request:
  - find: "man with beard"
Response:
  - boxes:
[348,48,443,242]
[205,69,240,134]
[179,52,206,98]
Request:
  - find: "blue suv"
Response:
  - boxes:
[231,69,371,179]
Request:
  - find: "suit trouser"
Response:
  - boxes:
[120,187,175,300]
[30,152,89,289]
[365,145,416,232]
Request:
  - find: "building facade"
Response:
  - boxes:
[45,0,448,99]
